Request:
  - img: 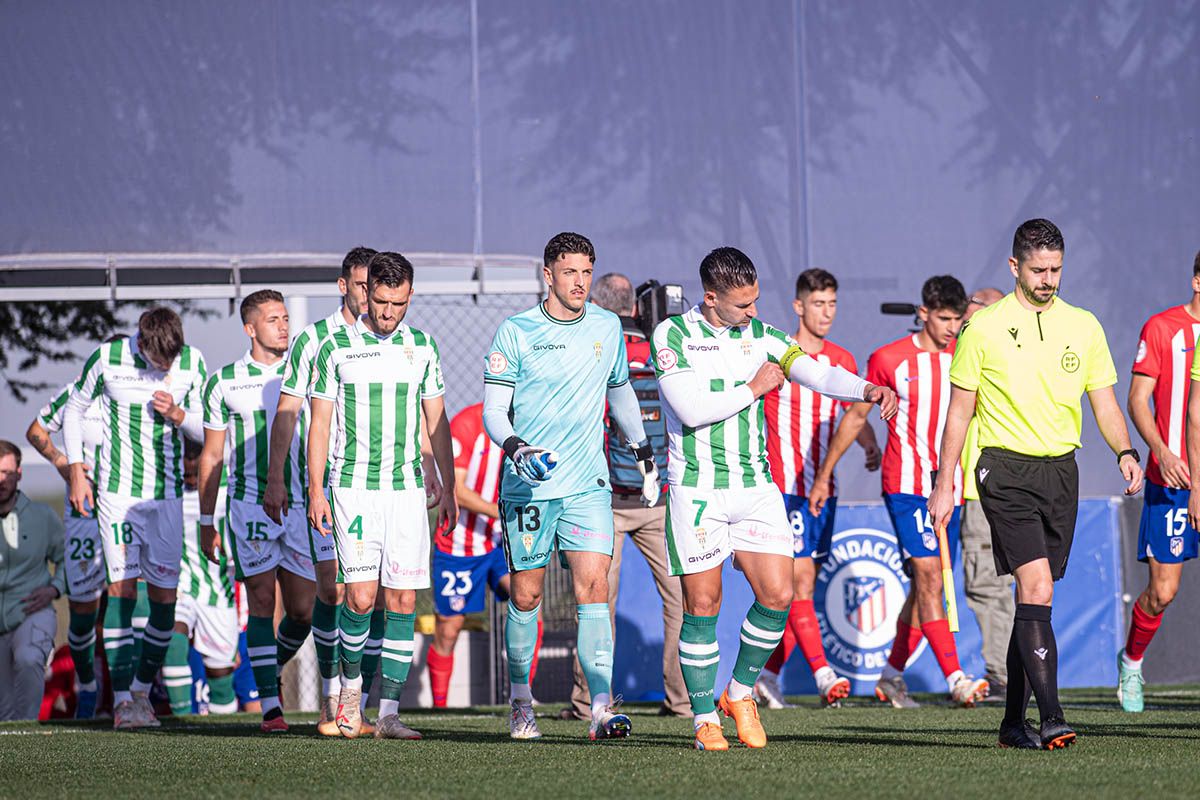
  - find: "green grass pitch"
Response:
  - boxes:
[2,687,1198,799]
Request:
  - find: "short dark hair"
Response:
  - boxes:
[795,268,837,298]
[921,275,969,314]
[700,247,757,293]
[544,232,595,268]
[342,246,377,278]
[1193,250,1200,277]
[239,289,285,324]
[1012,218,1064,262]
[367,251,414,289]
[0,439,21,467]
[137,307,185,365]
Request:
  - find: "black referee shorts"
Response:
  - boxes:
[975,447,1078,580]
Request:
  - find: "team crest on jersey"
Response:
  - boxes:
[656,348,677,371]
[815,527,922,681]
[594,341,603,361]
[922,531,937,552]
[450,595,466,612]
[1061,351,1080,373]
[488,351,509,375]
[741,340,752,357]
[522,533,534,553]
[404,346,415,364]
[694,527,707,548]
[1171,536,1184,557]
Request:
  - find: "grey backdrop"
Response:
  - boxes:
[2,0,1198,502]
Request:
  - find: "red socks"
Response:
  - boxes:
[921,618,962,677]
[790,599,828,672]
[888,619,924,672]
[764,627,796,675]
[529,619,544,682]
[1124,602,1163,662]
[427,646,454,708]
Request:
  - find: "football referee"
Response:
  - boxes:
[929,219,1143,751]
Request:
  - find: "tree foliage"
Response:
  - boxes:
[0,301,212,402]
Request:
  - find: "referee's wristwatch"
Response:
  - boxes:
[1117,448,1140,465]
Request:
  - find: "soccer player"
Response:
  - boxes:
[652,247,896,750]
[264,246,381,734]
[307,252,458,740]
[64,307,207,729]
[1121,251,1200,711]
[483,232,658,742]
[756,268,877,709]
[426,401,535,708]
[24,339,124,718]
[811,275,989,708]
[197,290,316,732]
[930,219,1143,750]
[164,439,239,718]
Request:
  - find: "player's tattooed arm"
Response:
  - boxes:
[25,418,72,482]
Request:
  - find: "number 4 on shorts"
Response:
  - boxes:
[348,515,364,540]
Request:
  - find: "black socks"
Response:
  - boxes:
[1005,603,1060,724]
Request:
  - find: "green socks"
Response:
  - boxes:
[729,602,787,699]
[679,613,720,715]
[163,631,193,715]
[67,607,98,686]
[339,606,372,684]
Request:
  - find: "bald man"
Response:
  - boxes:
[960,287,1014,700]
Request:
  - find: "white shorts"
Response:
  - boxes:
[175,593,239,669]
[307,489,337,564]
[63,515,106,602]
[329,486,430,590]
[98,492,184,589]
[225,497,316,582]
[665,484,793,576]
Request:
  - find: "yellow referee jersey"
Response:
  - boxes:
[949,292,1117,458]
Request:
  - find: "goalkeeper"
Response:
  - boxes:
[483,232,658,743]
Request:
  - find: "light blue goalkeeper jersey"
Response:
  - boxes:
[484,302,629,502]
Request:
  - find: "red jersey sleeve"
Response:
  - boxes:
[450,405,481,471]
[1131,316,1162,379]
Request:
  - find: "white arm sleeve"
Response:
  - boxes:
[788,356,869,404]
[482,381,518,447]
[607,381,647,445]
[63,389,89,465]
[178,409,205,442]
[658,371,755,429]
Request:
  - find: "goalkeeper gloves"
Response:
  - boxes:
[632,440,660,507]
[503,436,559,486]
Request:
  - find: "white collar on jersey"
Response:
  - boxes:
[685,303,742,338]
[238,350,284,371]
[353,314,408,342]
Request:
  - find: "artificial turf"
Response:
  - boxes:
[2,687,1197,800]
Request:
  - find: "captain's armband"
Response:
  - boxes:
[779,344,806,376]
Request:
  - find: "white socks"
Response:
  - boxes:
[726,678,754,702]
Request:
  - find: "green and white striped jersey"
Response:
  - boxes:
[651,306,792,489]
[311,317,444,490]
[38,382,104,520]
[65,335,207,499]
[280,308,352,487]
[203,352,303,504]
[181,488,235,608]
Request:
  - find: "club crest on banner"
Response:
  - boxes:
[815,527,924,681]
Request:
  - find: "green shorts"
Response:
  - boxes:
[499,487,614,571]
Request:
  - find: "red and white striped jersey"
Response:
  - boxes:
[764,339,857,497]
[867,335,962,501]
[1133,305,1200,487]
[437,403,503,556]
